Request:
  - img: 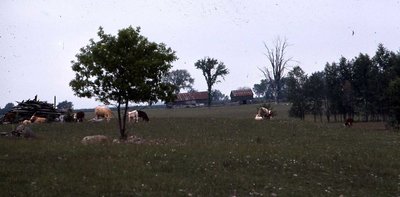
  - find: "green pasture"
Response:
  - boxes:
[1,104,400,196]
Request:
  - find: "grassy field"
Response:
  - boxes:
[1,104,400,196]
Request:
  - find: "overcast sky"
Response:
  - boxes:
[1,0,400,109]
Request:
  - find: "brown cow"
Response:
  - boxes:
[94,106,113,122]
[74,111,85,122]
[344,118,354,127]
[30,115,47,123]
[1,112,16,124]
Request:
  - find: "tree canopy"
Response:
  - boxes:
[57,100,73,110]
[163,69,194,94]
[70,26,177,138]
[287,66,307,120]
[0,103,14,115]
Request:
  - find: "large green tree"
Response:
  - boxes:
[287,66,307,120]
[338,57,354,119]
[352,53,376,121]
[304,72,325,122]
[372,44,396,119]
[194,57,229,107]
[70,26,177,139]
[324,62,342,122]
[163,69,194,94]
[253,79,275,100]
[253,79,267,98]
[211,89,229,102]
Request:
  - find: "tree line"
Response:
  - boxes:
[283,44,400,125]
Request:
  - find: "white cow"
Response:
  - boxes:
[128,110,139,123]
[22,119,32,125]
[255,107,273,120]
[254,114,263,120]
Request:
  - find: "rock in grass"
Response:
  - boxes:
[15,124,36,138]
[81,135,110,145]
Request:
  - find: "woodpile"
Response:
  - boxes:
[0,96,60,124]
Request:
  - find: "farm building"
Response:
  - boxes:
[173,91,208,107]
[230,88,254,104]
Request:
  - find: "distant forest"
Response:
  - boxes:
[254,44,400,124]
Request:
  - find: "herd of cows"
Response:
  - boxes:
[1,103,354,144]
[0,105,150,125]
[0,105,151,140]
[2,105,270,125]
[90,106,150,123]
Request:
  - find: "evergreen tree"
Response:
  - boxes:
[324,62,342,121]
[338,57,354,119]
[352,53,376,121]
[287,66,307,120]
[304,72,325,122]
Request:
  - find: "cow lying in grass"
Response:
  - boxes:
[30,115,47,123]
[255,107,273,120]
[254,114,263,120]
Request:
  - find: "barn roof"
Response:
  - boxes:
[230,89,254,97]
[175,91,208,101]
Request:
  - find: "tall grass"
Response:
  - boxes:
[1,104,399,196]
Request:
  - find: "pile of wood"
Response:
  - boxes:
[0,96,61,124]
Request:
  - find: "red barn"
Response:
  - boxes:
[173,91,209,107]
[230,89,254,104]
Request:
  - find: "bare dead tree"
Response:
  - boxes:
[259,37,292,103]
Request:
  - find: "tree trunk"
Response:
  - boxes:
[122,100,129,136]
[117,102,126,139]
[117,100,129,140]
[319,112,323,122]
[275,80,281,104]
[207,85,212,107]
